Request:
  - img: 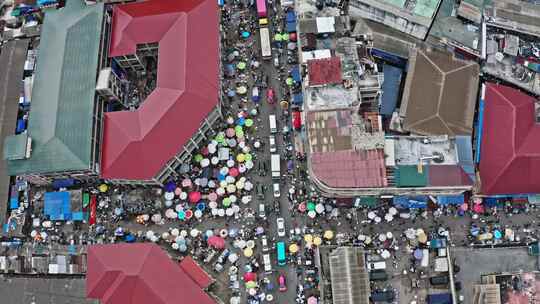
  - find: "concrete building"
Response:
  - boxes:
[348,0,442,39]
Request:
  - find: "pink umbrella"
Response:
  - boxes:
[226,128,235,137]
[185,210,193,219]
[473,204,484,213]
[243,272,257,282]
[182,179,192,188]
[189,192,201,203]
[207,236,225,249]
[229,167,240,177]
[460,203,468,211]
[174,187,182,196]
[307,297,318,304]
[208,192,218,202]
[298,202,307,212]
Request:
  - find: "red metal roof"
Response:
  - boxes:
[179,256,213,289]
[311,149,387,188]
[307,57,342,86]
[479,83,540,195]
[101,0,219,180]
[86,243,215,304]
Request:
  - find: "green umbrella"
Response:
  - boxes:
[282,33,289,41]
[236,129,244,138]
[235,125,243,133]
[274,34,282,41]
[194,154,204,162]
[223,197,231,207]
[237,62,246,70]
[215,133,225,143]
[307,202,316,211]
[286,77,293,86]
[245,153,253,161]
[245,118,254,127]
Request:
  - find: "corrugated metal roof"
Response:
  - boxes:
[401,48,479,136]
[0,39,29,234]
[6,0,103,176]
[395,165,428,187]
[328,247,370,304]
[380,64,402,116]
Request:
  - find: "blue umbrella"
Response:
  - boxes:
[227,89,236,97]
[197,202,206,211]
[114,207,123,216]
[494,230,502,239]
[179,244,187,252]
[165,181,176,192]
[218,173,226,181]
[241,31,250,38]
[125,234,136,243]
[237,117,245,126]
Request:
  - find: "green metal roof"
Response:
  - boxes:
[395,165,428,187]
[413,0,440,18]
[4,134,28,161]
[6,0,104,176]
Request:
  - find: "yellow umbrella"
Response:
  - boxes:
[246,281,257,289]
[289,243,299,253]
[324,230,334,240]
[304,234,313,243]
[417,232,428,244]
[98,184,109,193]
[236,153,246,162]
[313,237,322,246]
[244,248,253,257]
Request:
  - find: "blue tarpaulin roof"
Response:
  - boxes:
[286,21,296,33]
[291,66,301,82]
[9,197,18,209]
[436,194,464,205]
[286,11,296,23]
[393,196,428,209]
[44,191,72,221]
[293,93,303,105]
[427,293,452,304]
[380,64,402,116]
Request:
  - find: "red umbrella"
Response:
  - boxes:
[189,191,201,203]
[243,272,257,282]
[229,167,239,177]
[185,210,193,219]
[298,202,306,212]
[473,204,484,214]
[201,146,209,156]
[289,32,297,41]
[207,236,225,249]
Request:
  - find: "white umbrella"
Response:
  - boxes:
[231,296,241,304]
[244,181,253,191]
[180,230,188,237]
[216,187,226,196]
[315,204,324,214]
[242,146,250,153]
[162,232,170,240]
[246,240,255,248]
[208,145,217,155]
[308,210,316,218]
[289,187,295,194]
[235,181,245,190]
[358,234,366,241]
[211,208,218,216]
[172,243,179,250]
[171,228,180,236]
[227,184,237,193]
[180,192,188,200]
[228,253,239,263]
[165,200,173,207]
[218,209,226,217]
[239,141,246,149]
[40,231,48,240]
[190,229,199,237]
[374,216,381,223]
[142,214,150,221]
[166,209,177,218]
[389,207,398,215]
[201,158,210,167]
[175,204,183,212]
[220,167,229,175]
[146,231,155,239]
[30,230,37,238]
[235,240,246,249]
[164,192,174,200]
[381,249,391,259]
[220,180,228,188]
[205,230,214,237]
[245,160,254,169]
[378,234,387,242]
[241,196,251,204]
[248,288,257,296]
[227,160,235,167]
[194,209,203,218]
[226,208,235,216]
[232,205,240,213]
[208,180,216,188]
[226,176,235,184]
[209,201,218,209]
[384,213,393,222]
[367,211,376,220]
[211,156,219,165]
[405,228,416,239]
[386,231,393,239]
[254,141,261,148]
[238,164,247,173]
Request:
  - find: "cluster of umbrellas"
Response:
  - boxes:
[297,201,337,218]
[367,207,398,223]
[301,230,334,247]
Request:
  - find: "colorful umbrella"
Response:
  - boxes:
[244,272,257,282]
[237,62,246,70]
[323,230,334,240]
[98,184,108,193]
[313,237,322,246]
[208,236,226,249]
[298,202,307,212]
[304,234,313,243]
[289,243,299,253]
[245,118,254,127]
[189,192,201,203]
[286,77,293,86]
[307,202,316,211]
[178,210,186,220]
[243,248,253,257]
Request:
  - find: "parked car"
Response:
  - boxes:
[278,274,287,292]
[269,135,277,153]
[256,183,265,199]
[258,203,266,219]
[273,183,281,198]
[273,55,280,68]
[261,235,270,253]
[267,88,275,104]
[274,200,280,213]
[276,217,286,237]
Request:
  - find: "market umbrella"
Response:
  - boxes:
[208,236,226,249]
[197,202,206,211]
[99,184,109,193]
[245,119,254,127]
[194,209,203,218]
[274,33,282,41]
[227,89,236,97]
[185,210,193,219]
[218,209,225,217]
[323,230,334,240]
[304,234,313,243]
[374,216,382,223]
[367,211,376,220]
[165,209,177,219]
[307,202,316,211]
[243,248,253,257]
[178,210,186,220]
[194,154,204,162]
[179,244,187,252]
[190,229,199,237]
[281,33,289,40]
[226,128,235,137]
[413,249,423,260]
[389,207,398,215]
[171,228,180,237]
[245,160,254,169]
[229,167,240,177]
[308,210,316,218]
[298,202,306,212]
[228,253,239,263]
[236,86,247,94]
[172,243,179,250]
[223,197,232,207]
[307,296,318,304]
[182,178,192,188]
[289,243,299,253]
[494,230,502,239]
[226,208,235,216]
[286,77,293,86]
[200,158,210,167]
[241,196,251,204]
[246,281,257,289]
[241,31,250,38]
[315,203,324,214]
[313,237,322,246]
[386,232,393,239]
[189,191,201,203]
[244,272,257,282]
[246,240,255,249]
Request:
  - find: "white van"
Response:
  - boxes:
[269,135,277,153]
[263,253,272,272]
[269,115,277,134]
[368,261,386,271]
